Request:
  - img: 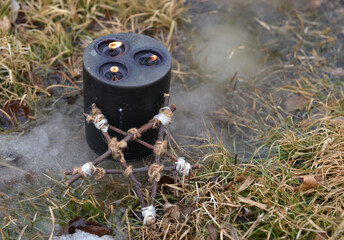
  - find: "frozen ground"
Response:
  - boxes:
[0,99,99,184]
[171,5,263,147]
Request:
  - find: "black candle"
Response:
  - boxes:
[83,33,171,161]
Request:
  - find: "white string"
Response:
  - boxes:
[153,107,171,126]
[176,157,191,176]
[81,162,96,178]
[94,114,109,132]
[142,205,156,225]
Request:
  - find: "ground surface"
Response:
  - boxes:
[1,0,344,239]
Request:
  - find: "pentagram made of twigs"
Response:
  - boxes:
[64,94,199,226]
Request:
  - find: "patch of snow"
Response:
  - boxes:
[53,230,115,240]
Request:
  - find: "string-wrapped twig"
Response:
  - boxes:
[72,162,106,180]
[86,103,109,132]
[150,106,173,128]
[150,94,171,210]
[175,157,192,176]
[107,125,177,161]
[107,124,196,178]
[65,102,176,186]
[108,137,127,163]
[148,163,164,182]
[64,94,198,226]
[153,140,167,156]
[64,164,200,175]
[127,128,141,140]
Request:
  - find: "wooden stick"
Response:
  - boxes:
[65,149,112,185]
[64,164,201,175]
[150,94,170,206]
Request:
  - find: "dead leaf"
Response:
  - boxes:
[164,203,194,220]
[164,203,180,220]
[58,216,112,237]
[294,175,325,191]
[284,95,309,113]
[179,204,194,217]
[330,68,344,76]
[3,99,32,127]
[0,16,11,34]
[238,196,267,210]
[314,232,328,240]
[238,176,255,192]
[206,223,217,240]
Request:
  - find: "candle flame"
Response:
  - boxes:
[149,55,157,61]
[110,66,119,73]
[108,41,122,49]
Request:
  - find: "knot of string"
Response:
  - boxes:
[94,168,106,180]
[123,165,133,177]
[176,157,191,176]
[72,162,106,180]
[148,163,164,182]
[86,104,109,132]
[150,107,173,128]
[127,128,141,140]
[153,140,167,156]
[142,205,156,226]
[108,138,127,163]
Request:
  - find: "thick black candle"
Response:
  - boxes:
[83,33,171,160]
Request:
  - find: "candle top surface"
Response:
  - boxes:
[83,33,172,88]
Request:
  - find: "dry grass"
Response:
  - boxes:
[0,172,137,239]
[128,109,344,239]
[5,115,344,239]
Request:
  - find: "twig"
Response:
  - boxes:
[64,164,201,175]
[102,130,145,207]
[65,149,112,185]
[150,94,170,206]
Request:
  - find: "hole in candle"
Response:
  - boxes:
[99,62,128,81]
[134,50,162,66]
[96,39,126,57]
